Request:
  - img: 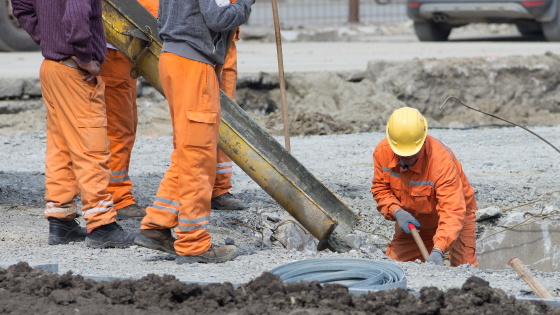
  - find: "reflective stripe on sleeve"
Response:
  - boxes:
[434,138,454,161]
[409,180,434,187]
[381,167,401,178]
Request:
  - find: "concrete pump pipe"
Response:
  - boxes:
[101,0,359,252]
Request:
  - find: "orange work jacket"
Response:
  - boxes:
[371,135,477,252]
[138,0,158,16]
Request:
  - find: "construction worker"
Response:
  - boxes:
[371,107,477,267]
[100,0,158,219]
[12,0,137,247]
[211,27,246,211]
[101,0,244,217]
[133,0,254,264]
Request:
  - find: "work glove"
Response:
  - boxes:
[427,248,444,266]
[394,209,420,234]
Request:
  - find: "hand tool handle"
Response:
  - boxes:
[409,223,430,261]
[508,257,554,299]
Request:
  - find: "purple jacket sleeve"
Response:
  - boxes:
[62,0,94,64]
[11,0,41,45]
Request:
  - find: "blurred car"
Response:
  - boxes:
[407,0,560,41]
[0,0,39,51]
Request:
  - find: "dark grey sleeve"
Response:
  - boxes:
[198,0,253,32]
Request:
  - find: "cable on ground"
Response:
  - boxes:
[269,258,407,291]
[440,96,560,155]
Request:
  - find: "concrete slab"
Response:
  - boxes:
[478,212,560,272]
[0,261,58,273]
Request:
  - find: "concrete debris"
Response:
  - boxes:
[261,228,273,248]
[274,223,303,251]
[272,222,308,251]
[225,237,235,245]
[261,212,281,223]
[344,233,363,249]
[478,210,560,272]
[476,206,503,222]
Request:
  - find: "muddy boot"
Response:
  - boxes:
[85,222,137,248]
[211,192,245,210]
[48,218,87,245]
[134,229,177,254]
[116,204,146,221]
[176,244,239,264]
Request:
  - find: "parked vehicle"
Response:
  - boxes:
[407,0,560,41]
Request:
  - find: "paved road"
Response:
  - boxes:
[1,35,560,78]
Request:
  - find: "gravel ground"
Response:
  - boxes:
[1,126,559,296]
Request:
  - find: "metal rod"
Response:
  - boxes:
[440,96,560,155]
[271,0,291,152]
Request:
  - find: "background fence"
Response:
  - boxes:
[246,0,408,27]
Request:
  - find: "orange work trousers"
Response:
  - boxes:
[213,42,237,199]
[141,52,220,256]
[386,211,477,267]
[100,49,138,210]
[41,60,116,230]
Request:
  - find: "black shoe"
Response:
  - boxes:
[48,218,87,245]
[85,222,138,248]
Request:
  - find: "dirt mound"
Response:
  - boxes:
[366,53,560,126]
[1,262,558,315]
[240,53,560,136]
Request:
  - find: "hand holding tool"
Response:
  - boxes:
[394,209,420,234]
[509,257,554,299]
[408,222,430,261]
[426,248,444,266]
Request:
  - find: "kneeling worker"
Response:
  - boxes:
[371,107,477,267]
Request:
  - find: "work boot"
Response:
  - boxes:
[48,218,87,245]
[176,244,239,264]
[116,204,146,221]
[85,222,137,248]
[134,229,177,254]
[211,192,245,210]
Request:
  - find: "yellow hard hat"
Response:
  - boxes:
[386,107,428,156]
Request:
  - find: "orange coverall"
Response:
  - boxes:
[371,135,477,267]
[102,1,236,207]
[42,60,115,230]
[213,34,239,198]
[141,52,220,256]
[100,0,158,210]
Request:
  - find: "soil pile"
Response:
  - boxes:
[241,53,560,136]
[1,262,558,315]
